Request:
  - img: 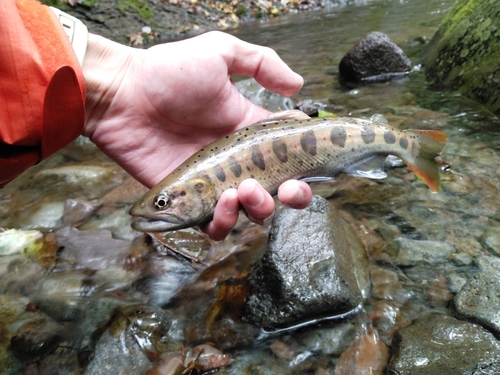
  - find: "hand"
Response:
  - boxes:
[82,31,312,239]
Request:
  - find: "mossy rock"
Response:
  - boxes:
[423,0,500,115]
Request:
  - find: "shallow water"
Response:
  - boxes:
[2,0,500,373]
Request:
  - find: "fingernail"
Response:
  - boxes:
[247,184,264,207]
[287,186,305,207]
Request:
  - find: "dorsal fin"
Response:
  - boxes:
[344,155,388,179]
[257,110,311,124]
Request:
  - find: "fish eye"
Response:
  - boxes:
[154,194,170,210]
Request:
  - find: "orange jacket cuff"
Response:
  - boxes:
[0,0,86,187]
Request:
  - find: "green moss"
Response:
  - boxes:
[39,0,67,7]
[119,0,153,22]
[236,4,247,16]
[423,0,500,115]
[81,0,97,6]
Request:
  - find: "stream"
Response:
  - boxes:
[2,0,500,374]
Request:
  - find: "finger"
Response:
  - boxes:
[200,188,240,241]
[238,179,275,224]
[277,180,312,209]
[208,32,304,97]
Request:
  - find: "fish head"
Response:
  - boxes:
[129,176,217,232]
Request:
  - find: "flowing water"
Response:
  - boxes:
[2,0,500,373]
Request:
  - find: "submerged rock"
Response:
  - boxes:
[235,78,294,112]
[242,195,369,330]
[387,314,500,375]
[84,305,180,375]
[339,31,412,83]
[334,326,389,375]
[56,227,131,270]
[423,0,500,115]
[454,256,500,336]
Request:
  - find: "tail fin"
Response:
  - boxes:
[404,130,448,192]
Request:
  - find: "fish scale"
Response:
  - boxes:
[130,110,447,232]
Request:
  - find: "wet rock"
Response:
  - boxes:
[242,196,369,329]
[63,198,102,227]
[387,314,500,375]
[146,343,232,374]
[339,32,412,83]
[454,256,500,336]
[334,326,389,375]
[452,252,473,266]
[28,163,124,200]
[0,229,43,256]
[463,362,500,375]
[294,322,357,356]
[482,227,500,256]
[31,271,92,321]
[423,0,500,115]
[235,78,294,112]
[84,305,180,375]
[10,315,63,363]
[56,227,130,270]
[393,238,455,266]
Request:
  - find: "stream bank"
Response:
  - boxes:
[42,0,349,44]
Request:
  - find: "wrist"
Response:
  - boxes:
[82,34,136,138]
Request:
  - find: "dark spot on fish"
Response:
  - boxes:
[361,124,376,144]
[251,145,266,171]
[300,130,317,156]
[272,139,288,163]
[330,127,346,147]
[400,137,408,150]
[229,157,242,178]
[384,130,396,144]
[215,164,226,182]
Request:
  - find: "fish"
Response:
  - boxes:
[130,110,447,232]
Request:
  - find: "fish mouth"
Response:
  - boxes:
[131,215,186,232]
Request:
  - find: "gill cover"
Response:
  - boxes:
[130,176,217,232]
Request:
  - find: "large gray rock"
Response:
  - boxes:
[388,314,500,375]
[339,31,412,83]
[454,256,500,336]
[242,196,369,330]
[423,0,500,115]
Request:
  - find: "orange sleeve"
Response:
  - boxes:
[0,0,86,187]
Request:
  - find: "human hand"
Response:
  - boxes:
[82,31,311,238]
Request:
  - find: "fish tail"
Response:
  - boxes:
[404,130,448,192]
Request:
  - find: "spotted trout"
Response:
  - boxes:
[130,110,447,232]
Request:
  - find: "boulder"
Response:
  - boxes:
[423,0,500,115]
[242,196,369,330]
[339,31,412,83]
